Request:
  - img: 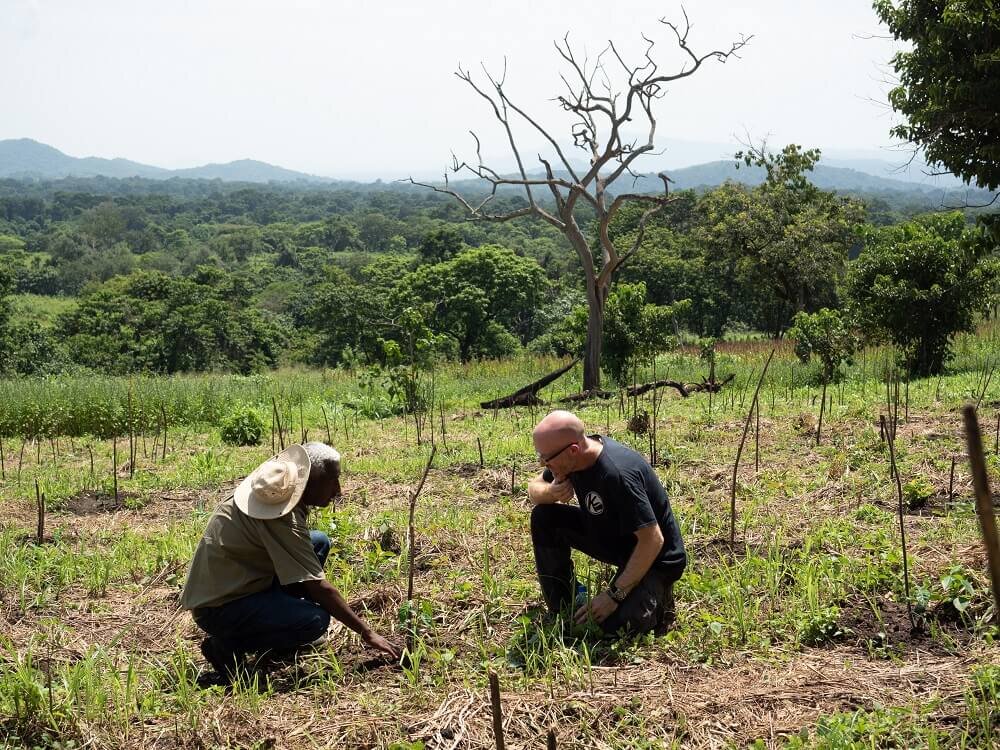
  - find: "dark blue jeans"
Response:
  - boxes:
[531,504,676,635]
[193,530,332,656]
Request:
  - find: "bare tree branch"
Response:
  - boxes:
[411,13,750,390]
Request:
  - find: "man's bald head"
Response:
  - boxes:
[533,410,586,455]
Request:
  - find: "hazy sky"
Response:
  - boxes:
[1,0,907,179]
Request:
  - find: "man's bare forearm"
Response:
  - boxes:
[614,525,664,592]
[304,578,372,636]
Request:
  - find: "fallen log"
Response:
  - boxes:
[480,359,578,410]
[559,389,615,403]
[666,373,736,397]
[559,374,736,403]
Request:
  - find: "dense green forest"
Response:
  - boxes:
[1,150,997,383]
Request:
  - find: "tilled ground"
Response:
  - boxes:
[2,399,999,749]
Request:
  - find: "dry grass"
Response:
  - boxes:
[2,377,999,749]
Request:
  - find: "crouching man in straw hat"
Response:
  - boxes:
[180,442,400,680]
[528,410,686,635]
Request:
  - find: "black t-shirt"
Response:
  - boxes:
[543,435,686,579]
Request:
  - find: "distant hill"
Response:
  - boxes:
[0,138,169,179]
[647,160,974,196]
[171,159,329,182]
[1,138,993,203]
[0,139,331,183]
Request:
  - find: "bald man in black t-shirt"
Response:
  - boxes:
[528,410,686,634]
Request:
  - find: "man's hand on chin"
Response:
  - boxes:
[574,591,618,625]
[549,479,574,503]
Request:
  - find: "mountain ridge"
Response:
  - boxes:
[0,138,333,183]
[0,138,990,199]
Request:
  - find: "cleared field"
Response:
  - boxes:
[1,349,998,749]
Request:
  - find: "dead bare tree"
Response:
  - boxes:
[408,14,749,390]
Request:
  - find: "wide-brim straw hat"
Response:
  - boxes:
[234,444,311,520]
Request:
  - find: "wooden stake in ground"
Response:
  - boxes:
[0,436,5,481]
[729,349,775,544]
[948,455,956,502]
[547,728,557,750]
[271,396,285,451]
[816,379,827,446]
[754,398,760,473]
[321,405,332,444]
[881,414,916,631]
[961,405,1000,623]
[477,436,484,468]
[112,436,119,504]
[404,445,437,653]
[488,670,506,750]
[35,479,45,544]
[127,387,135,479]
[406,446,438,603]
[160,404,168,460]
[17,438,26,484]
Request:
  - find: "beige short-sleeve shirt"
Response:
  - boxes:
[179,497,325,611]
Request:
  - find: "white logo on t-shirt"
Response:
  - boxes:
[584,491,605,515]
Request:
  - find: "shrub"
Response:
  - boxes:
[902,477,935,510]
[846,213,1000,376]
[219,407,265,446]
[787,308,856,384]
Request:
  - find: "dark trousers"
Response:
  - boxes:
[531,503,675,635]
[193,530,332,656]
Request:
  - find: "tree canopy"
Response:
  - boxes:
[875,0,1000,190]
[845,212,999,375]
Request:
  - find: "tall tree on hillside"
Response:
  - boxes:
[410,14,748,390]
[875,0,1000,192]
[695,144,864,336]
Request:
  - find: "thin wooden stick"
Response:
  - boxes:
[816,380,827,446]
[127,387,135,479]
[406,446,438,603]
[35,479,45,544]
[488,670,506,750]
[321,405,332,444]
[477,437,484,468]
[881,414,915,630]
[962,405,1000,623]
[160,403,168,460]
[948,455,956,503]
[547,727,557,750]
[271,396,285,450]
[17,439,25,484]
[112,436,119,504]
[0,436,5,481]
[730,349,775,544]
[754,397,760,473]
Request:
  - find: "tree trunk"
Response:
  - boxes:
[583,280,607,391]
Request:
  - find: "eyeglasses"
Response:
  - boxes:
[536,441,577,465]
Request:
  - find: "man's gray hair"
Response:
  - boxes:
[304,442,341,476]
